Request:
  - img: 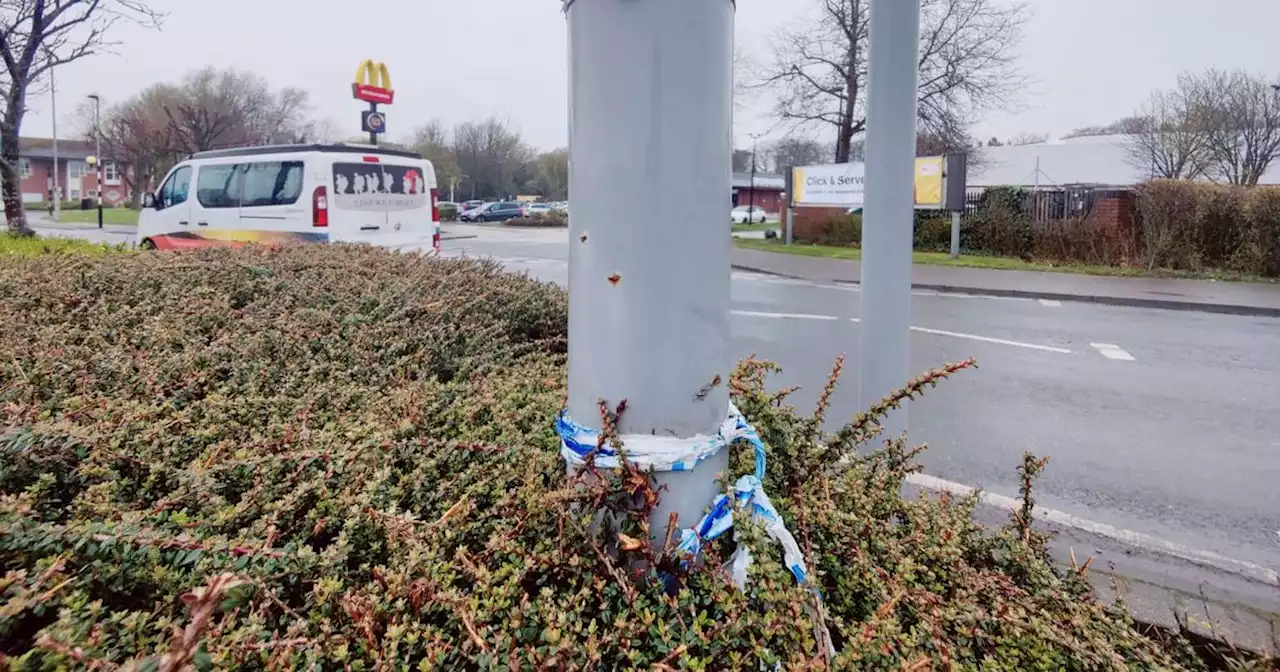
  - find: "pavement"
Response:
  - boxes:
[26,221,1280,652]
[732,246,1280,317]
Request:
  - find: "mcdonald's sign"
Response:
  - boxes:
[352,60,394,105]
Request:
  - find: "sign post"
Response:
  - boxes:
[352,60,394,146]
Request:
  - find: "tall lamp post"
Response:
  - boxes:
[87,94,103,229]
[47,47,59,222]
[748,132,761,220]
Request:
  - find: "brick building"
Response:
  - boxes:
[732,172,786,213]
[8,137,132,205]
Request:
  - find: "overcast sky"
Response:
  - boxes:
[23,0,1280,153]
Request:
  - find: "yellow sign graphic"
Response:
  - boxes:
[914,157,944,208]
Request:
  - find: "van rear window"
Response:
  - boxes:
[332,163,429,212]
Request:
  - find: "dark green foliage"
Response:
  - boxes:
[0,245,1260,669]
[505,210,568,228]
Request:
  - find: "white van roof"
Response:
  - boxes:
[190,143,423,161]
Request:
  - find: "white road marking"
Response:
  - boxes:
[1039,299,1062,307]
[906,473,1280,587]
[1091,343,1136,361]
[910,325,1073,354]
[731,310,841,321]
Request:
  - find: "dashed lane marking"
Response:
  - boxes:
[910,325,1073,354]
[731,310,841,321]
[1091,343,1136,361]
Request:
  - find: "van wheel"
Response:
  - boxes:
[139,238,156,251]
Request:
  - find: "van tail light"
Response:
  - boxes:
[312,186,329,227]
[430,188,440,223]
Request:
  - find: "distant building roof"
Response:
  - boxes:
[19,137,97,160]
[971,133,1280,187]
[732,172,785,190]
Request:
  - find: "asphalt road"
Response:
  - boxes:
[33,222,1280,647]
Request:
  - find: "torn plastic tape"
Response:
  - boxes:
[557,403,764,477]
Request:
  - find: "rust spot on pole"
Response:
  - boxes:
[580,232,588,242]
[607,273,621,286]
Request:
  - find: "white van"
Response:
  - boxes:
[138,144,440,251]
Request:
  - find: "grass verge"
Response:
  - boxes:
[731,222,779,233]
[735,237,1276,282]
[1,232,126,257]
[57,208,140,226]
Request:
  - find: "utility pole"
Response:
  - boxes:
[48,50,59,222]
[857,0,921,439]
[87,94,103,229]
[748,132,761,221]
[564,0,733,539]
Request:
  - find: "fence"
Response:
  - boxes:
[963,186,1132,224]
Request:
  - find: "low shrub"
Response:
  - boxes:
[0,232,125,257]
[0,245,1261,668]
[506,210,568,227]
[913,213,952,252]
[1238,187,1280,276]
[794,212,861,246]
[438,203,459,221]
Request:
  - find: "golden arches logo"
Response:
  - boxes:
[352,60,395,104]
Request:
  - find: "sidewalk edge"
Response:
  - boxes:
[731,264,1280,318]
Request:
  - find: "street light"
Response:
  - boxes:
[748,132,762,220]
[87,94,103,229]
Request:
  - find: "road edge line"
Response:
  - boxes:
[905,472,1280,588]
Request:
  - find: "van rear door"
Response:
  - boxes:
[380,160,436,245]
[330,159,390,242]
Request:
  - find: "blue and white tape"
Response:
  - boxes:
[556,403,810,589]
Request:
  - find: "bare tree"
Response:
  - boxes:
[407,120,462,199]
[1124,81,1210,180]
[1185,69,1280,186]
[162,67,311,153]
[452,118,529,199]
[534,149,569,201]
[1006,132,1048,146]
[0,0,160,234]
[73,86,181,208]
[1062,116,1150,139]
[758,0,1025,163]
[768,136,825,170]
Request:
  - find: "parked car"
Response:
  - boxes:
[460,200,485,213]
[462,201,524,222]
[731,205,768,224]
[524,203,553,218]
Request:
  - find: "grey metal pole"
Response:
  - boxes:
[50,59,60,222]
[785,206,794,245]
[949,210,960,258]
[857,0,921,439]
[565,0,733,541]
[90,95,102,229]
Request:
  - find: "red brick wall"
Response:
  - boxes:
[17,158,131,204]
[733,188,784,213]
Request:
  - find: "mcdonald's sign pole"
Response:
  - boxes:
[352,60,394,146]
